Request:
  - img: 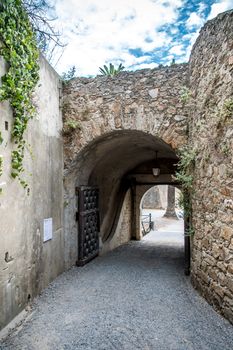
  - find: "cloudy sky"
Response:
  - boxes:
[51,0,233,76]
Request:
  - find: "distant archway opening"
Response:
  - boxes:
[140,185,184,246]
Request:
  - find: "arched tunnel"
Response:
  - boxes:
[65,130,189,274]
[66,129,184,242]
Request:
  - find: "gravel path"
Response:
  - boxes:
[1,237,233,350]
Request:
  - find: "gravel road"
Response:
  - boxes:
[1,237,233,350]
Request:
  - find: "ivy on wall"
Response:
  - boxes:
[174,145,196,236]
[0,0,40,190]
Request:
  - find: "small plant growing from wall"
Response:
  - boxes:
[63,119,81,134]
[0,155,3,178]
[174,145,196,235]
[221,98,233,121]
[180,86,190,104]
[174,146,196,190]
[61,66,77,84]
[170,58,176,66]
[99,63,125,77]
[220,142,230,156]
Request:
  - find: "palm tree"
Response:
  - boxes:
[99,63,125,77]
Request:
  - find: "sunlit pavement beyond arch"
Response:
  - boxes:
[1,231,233,350]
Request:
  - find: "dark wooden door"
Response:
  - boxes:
[76,186,100,266]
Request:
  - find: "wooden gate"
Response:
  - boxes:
[76,186,100,266]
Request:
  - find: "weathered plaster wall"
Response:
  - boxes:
[189,10,233,323]
[101,189,132,254]
[0,56,64,329]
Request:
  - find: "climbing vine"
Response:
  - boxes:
[174,145,196,235]
[0,0,40,190]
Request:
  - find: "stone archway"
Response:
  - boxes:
[63,129,188,265]
[62,63,189,266]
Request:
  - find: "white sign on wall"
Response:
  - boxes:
[43,218,53,242]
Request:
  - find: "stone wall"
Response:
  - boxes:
[0,56,65,329]
[189,10,233,323]
[63,65,189,254]
[63,64,188,167]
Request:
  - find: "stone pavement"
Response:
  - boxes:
[1,233,233,350]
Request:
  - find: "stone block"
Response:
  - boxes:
[224,296,233,307]
[212,242,220,258]
[217,262,227,273]
[212,283,225,298]
[199,270,210,285]
[208,269,218,281]
[148,88,159,99]
[223,247,233,263]
[227,277,233,293]
[203,253,216,267]
[228,56,233,65]
[223,308,233,324]
[218,272,227,286]
[220,226,233,242]
[202,237,210,249]
[227,263,233,275]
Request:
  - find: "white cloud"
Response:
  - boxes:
[181,0,232,63]
[49,0,233,76]
[131,62,158,70]
[198,3,207,14]
[186,12,204,28]
[52,0,183,75]
[169,44,185,55]
[208,0,233,20]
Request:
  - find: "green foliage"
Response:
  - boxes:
[174,145,196,194]
[0,0,40,188]
[64,119,81,133]
[170,58,176,66]
[174,146,196,222]
[0,155,3,177]
[0,132,3,145]
[222,98,233,119]
[177,191,192,217]
[61,66,76,82]
[220,142,230,156]
[180,86,190,103]
[99,63,125,77]
[175,172,193,190]
[184,226,195,236]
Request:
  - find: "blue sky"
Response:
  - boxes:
[52,0,233,76]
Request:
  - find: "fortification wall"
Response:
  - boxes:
[189,10,233,323]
